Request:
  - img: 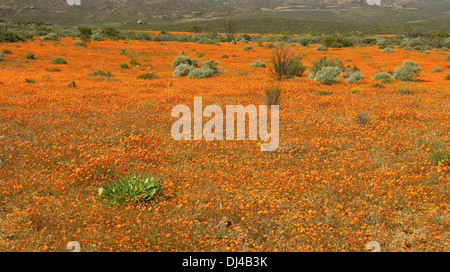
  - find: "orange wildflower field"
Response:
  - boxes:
[0,36,449,252]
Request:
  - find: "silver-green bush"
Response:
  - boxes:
[250,60,266,67]
[314,66,341,85]
[345,71,364,83]
[393,60,421,81]
[373,72,392,80]
[173,63,194,77]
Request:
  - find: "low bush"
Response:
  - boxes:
[171,56,198,68]
[188,60,220,79]
[72,40,85,46]
[321,35,353,48]
[51,56,67,64]
[41,33,58,41]
[0,30,25,42]
[381,47,394,52]
[298,38,310,46]
[397,88,416,95]
[137,72,160,80]
[173,63,194,77]
[314,67,341,85]
[393,60,421,81]
[345,71,364,83]
[315,90,333,95]
[26,52,35,60]
[373,72,392,80]
[250,60,266,68]
[89,70,113,78]
[309,56,343,75]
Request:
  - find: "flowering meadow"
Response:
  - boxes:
[0,36,449,252]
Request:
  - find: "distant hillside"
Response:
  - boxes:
[0,0,449,27]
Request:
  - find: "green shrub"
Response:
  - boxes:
[195,52,205,58]
[120,63,129,69]
[269,45,305,80]
[96,173,164,205]
[393,60,421,81]
[171,56,197,68]
[403,47,412,50]
[287,58,306,77]
[197,36,215,44]
[243,46,253,51]
[310,56,343,75]
[345,71,364,83]
[0,52,4,59]
[342,65,360,78]
[173,63,194,77]
[41,33,58,41]
[78,26,93,45]
[441,47,449,51]
[431,67,443,72]
[100,27,120,39]
[321,35,353,48]
[89,70,113,78]
[51,56,67,64]
[298,38,310,46]
[314,67,341,85]
[446,56,450,61]
[0,30,25,42]
[242,34,252,41]
[381,47,394,53]
[370,83,386,88]
[373,72,392,80]
[26,52,35,60]
[188,60,220,79]
[137,72,160,80]
[2,49,12,54]
[444,74,450,80]
[315,90,333,95]
[250,60,266,68]
[397,88,416,95]
[315,45,327,51]
[73,40,85,46]
[25,78,35,84]
[221,54,229,58]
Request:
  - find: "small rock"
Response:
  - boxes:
[67,81,76,88]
